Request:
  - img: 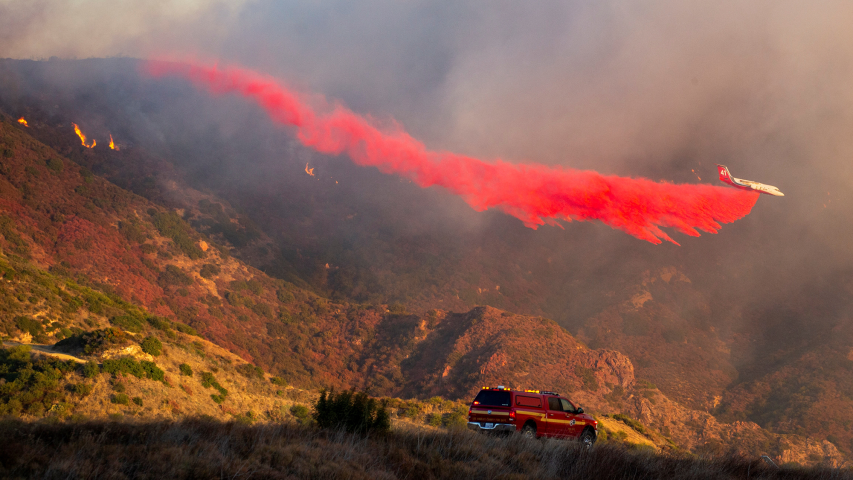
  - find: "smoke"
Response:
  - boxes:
[145,60,758,245]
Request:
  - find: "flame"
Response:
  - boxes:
[691,169,702,181]
[17,117,28,127]
[305,163,315,176]
[109,134,117,150]
[72,123,96,148]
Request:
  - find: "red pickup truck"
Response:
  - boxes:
[467,386,597,448]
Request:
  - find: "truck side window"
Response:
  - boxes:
[547,397,562,411]
[560,398,575,413]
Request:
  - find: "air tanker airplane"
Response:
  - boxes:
[717,165,784,196]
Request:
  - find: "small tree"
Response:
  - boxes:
[313,389,391,435]
[140,336,163,356]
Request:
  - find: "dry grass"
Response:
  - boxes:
[0,419,849,480]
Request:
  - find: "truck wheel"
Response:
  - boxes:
[521,423,536,439]
[579,428,596,450]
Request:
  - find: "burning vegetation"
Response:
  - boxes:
[72,123,96,148]
[17,117,28,127]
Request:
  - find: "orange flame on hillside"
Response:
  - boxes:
[305,163,315,176]
[72,123,96,148]
[17,117,28,127]
[109,134,118,150]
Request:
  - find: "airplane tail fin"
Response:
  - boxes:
[717,164,732,183]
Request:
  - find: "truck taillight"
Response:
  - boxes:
[509,410,516,421]
[468,408,472,420]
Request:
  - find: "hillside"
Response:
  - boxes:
[0,69,849,466]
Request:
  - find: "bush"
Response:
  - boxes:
[111,393,129,405]
[57,328,130,355]
[614,414,648,436]
[427,413,442,427]
[140,361,165,382]
[14,316,45,340]
[200,372,228,403]
[81,361,99,378]
[140,336,163,357]
[179,363,193,376]
[313,389,391,435]
[236,363,264,380]
[102,358,164,382]
[173,322,198,336]
[74,383,93,397]
[388,303,407,315]
[270,376,287,387]
[46,158,64,173]
[151,211,205,259]
[199,264,220,279]
[132,397,143,407]
[158,265,193,288]
[443,407,469,429]
[290,404,310,420]
[109,315,144,333]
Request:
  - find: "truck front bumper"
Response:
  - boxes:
[467,422,516,433]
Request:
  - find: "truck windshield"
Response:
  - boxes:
[473,390,511,407]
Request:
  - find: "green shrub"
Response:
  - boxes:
[236,363,264,380]
[112,382,126,393]
[403,404,421,419]
[270,376,287,387]
[81,361,100,378]
[109,315,144,333]
[140,336,163,356]
[74,383,93,397]
[276,289,295,303]
[613,414,648,436]
[179,363,193,376]
[132,397,143,407]
[151,211,205,259]
[46,158,64,173]
[290,404,310,424]
[388,303,407,315]
[200,371,228,403]
[101,358,164,382]
[173,322,198,336]
[14,316,44,339]
[158,265,193,287]
[111,393,129,405]
[251,302,274,318]
[199,263,220,279]
[57,328,130,356]
[427,413,442,427]
[313,389,391,435]
[140,361,165,381]
[444,410,468,429]
[118,221,146,244]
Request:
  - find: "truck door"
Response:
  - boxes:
[560,398,583,438]
[546,396,571,437]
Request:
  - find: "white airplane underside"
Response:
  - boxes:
[716,165,784,196]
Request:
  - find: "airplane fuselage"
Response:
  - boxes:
[717,165,784,196]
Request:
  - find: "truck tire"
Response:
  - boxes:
[521,422,536,439]
[579,428,596,450]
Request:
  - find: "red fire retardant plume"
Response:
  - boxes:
[144,61,759,245]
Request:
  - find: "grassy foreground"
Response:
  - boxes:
[0,420,849,480]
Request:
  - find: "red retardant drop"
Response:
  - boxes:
[144,60,759,245]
